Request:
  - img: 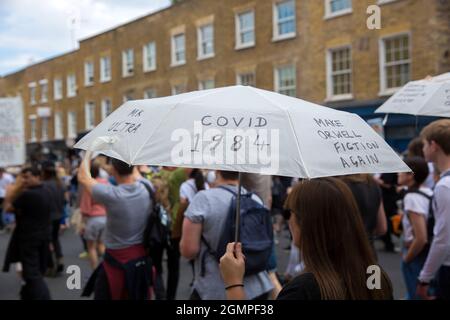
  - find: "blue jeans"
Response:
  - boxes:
[401,248,427,300]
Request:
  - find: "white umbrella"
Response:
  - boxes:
[75,85,408,178]
[375,73,450,118]
[75,86,409,241]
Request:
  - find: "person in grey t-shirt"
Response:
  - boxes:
[180,170,273,300]
[77,157,153,250]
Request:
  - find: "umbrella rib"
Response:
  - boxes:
[247,86,311,178]
[130,88,228,165]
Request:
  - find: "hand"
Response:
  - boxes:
[415,283,435,300]
[219,242,245,287]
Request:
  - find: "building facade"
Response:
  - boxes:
[1,0,449,161]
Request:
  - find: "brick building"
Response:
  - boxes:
[0,0,449,161]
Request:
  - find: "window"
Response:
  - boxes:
[172,84,186,95]
[275,65,296,97]
[144,89,156,99]
[122,49,134,77]
[29,116,37,142]
[85,102,96,130]
[84,61,94,86]
[171,33,186,66]
[29,82,36,105]
[143,42,156,72]
[54,112,63,139]
[67,111,77,138]
[380,34,411,94]
[100,56,111,82]
[39,80,48,103]
[237,72,256,86]
[122,91,134,103]
[236,10,255,49]
[199,79,215,90]
[273,0,296,40]
[53,78,63,100]
[41,117,49,141]
[198,24,214,59]
[67,74,77,97]
[101,98,112,120]
[327,46,352,100]
[325,0,352,18]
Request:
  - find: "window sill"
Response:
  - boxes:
[325,94,354,102]
[122,73,134,78]
[170,61,186,68]
[197,53,215,61]
[377,0,399,5]
[378,88,400,97]
[272,33,296,42]
[54,97,62,101]
[100,78,111,83]
[235,43,255,51]
[84,83,94,87]
[324,9,353,20]
[29,139,37,143]
[143,67,157,73]
[40,100,48,104]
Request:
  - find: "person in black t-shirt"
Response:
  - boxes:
[220,178,393,300]
[3,167,51,300]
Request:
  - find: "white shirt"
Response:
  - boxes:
[179,179,209,203]
[0,173,15,198]
[419,169,450,282]
[423,162,435,190]
[402,187,433,243]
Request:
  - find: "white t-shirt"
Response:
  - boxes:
[179,178,209,203]
[423,162,435,190]
[402,187,433,243]
[0,173,15,198]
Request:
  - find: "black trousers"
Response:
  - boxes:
[19,239,51,300]
[166,238,181,300]
[436,266,450,300]
[0,198,4,229]
[51,219,63,259]
[150,243,166,300]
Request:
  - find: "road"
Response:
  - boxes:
[0,227,406,300]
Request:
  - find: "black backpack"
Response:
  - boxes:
[140,181,172,252]
[201,185,273,277]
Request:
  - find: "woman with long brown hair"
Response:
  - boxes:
[220,177,393,300]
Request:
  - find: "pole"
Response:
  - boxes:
[234,172,242,243]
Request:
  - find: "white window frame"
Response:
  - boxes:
[236,72,256,86]
[199,79,215,90]
[273,0,296,42]
[197,23,215,60]
[85,101,96,130]
[53,78,63,100]
[171,33,186,67]
[324,0,353,19]
[143,41,156,72]
[41,117,49,142]
[39,79,48,103]
[326,45,353,101]
[67,74,77,98]
[101,98,112,120]
[100,56,111,82]
[144,89,156,99]
[67,111,77,139]
[235,10,255,50]
[54,112,63,140]
[29,115,37,142]
[28,82,37,105]
[122,49,134,77]
[84,61,94,86]
[378,32,412,96]
[274,65,297,97]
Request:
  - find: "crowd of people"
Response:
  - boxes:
[0,119,449,300]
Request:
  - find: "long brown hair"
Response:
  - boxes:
[285,177,392,300]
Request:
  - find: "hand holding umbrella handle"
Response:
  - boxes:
[84,136,118,176]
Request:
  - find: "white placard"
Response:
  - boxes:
[0,97,25,167]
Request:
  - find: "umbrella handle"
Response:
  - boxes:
[234,172,242,243]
